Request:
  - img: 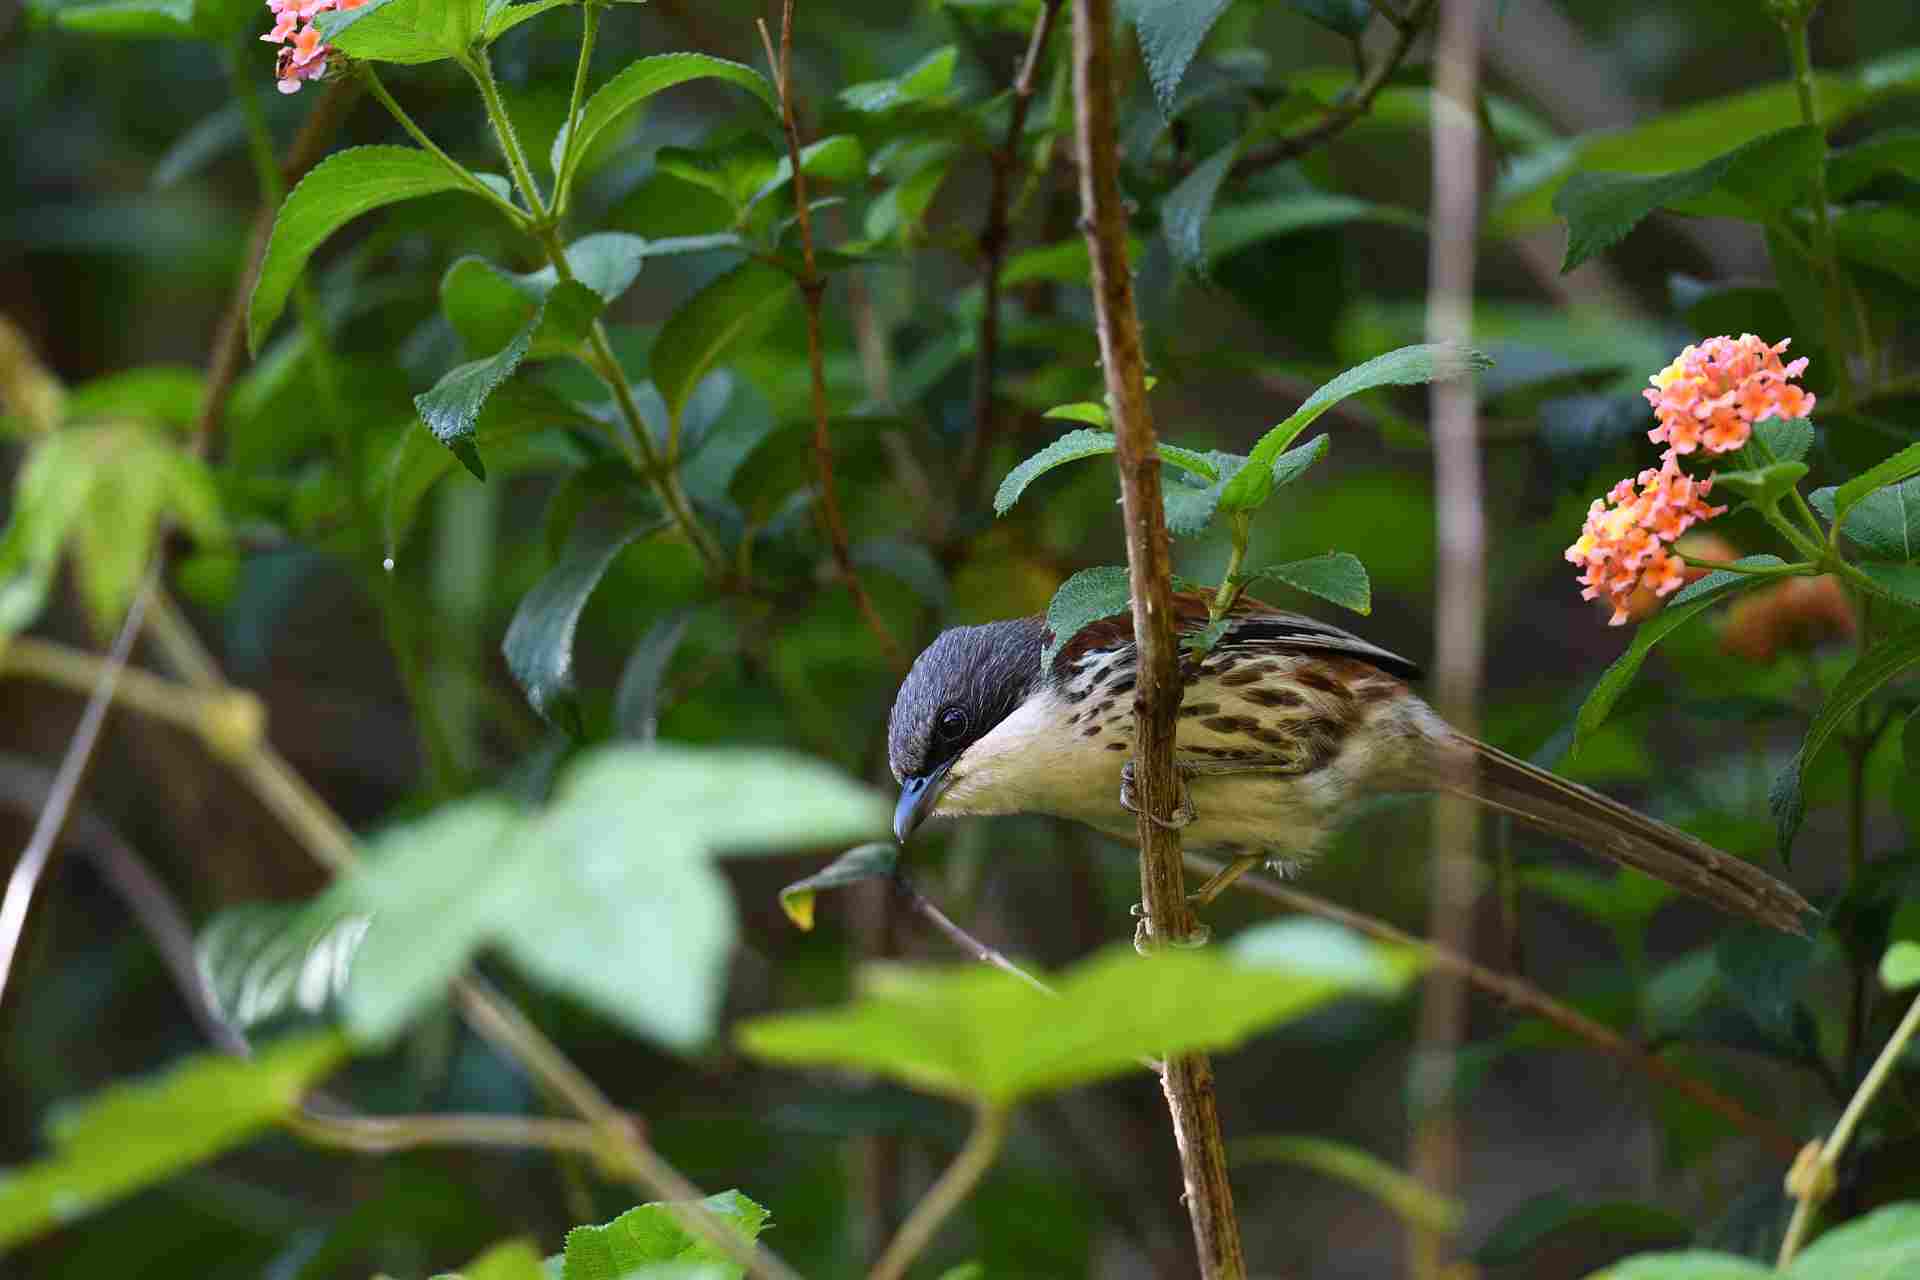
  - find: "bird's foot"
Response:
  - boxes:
[1129,901,1212,954]
[1118,760,1196,830]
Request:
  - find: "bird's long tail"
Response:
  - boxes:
[1433,733,1813,934]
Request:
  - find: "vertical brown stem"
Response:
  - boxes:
[1070,2,1246,1275]
[1411,1,1485,1277]
[962,0,1065,500]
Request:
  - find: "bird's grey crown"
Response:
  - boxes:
[887,617,1048,782]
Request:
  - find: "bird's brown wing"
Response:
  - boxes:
[1051,591,1421,681]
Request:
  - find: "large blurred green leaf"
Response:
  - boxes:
[1206,193,1424,266]
[249,147,511,353]
[1832,204,1920,289]
[1584,1252,1769,1278]
[457,1239,549,1280]
[1475,1193,1690,1268]
[1829,127,1920,197]
[0,1034,347,1250]
[1552,127,1823,272]
[563,1191,770,1280]
[738,919,1419,1105]
[332,746,889,1048]
[1571,558,1786,753]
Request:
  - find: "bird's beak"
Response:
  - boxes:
[893,760,953,845]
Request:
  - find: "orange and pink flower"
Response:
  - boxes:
[1643,334,1814,456]
[261,0,367,94]
[1566,454,1727,625]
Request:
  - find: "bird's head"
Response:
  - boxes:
[887,617,1047,843]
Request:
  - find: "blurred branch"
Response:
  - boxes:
[1073,1,1245,1276]
[1411,1,1486,1273]
[1201,857,1803,1161]
[961,0,1065,501]
[1232,0,1436,179]
[891,868,1056,995]
[0,315,64,432]
[288,1105,606,1158]
[758,3,906,672]
[868,1103,1011,1280]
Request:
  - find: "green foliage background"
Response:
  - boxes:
[5,0,1920,1276]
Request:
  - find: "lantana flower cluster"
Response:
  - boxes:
[262,0,366,94]
[1565,335,1815,626]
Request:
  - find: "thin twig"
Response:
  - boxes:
[961,0,1065,501]
[1411,2,1486,1274]
[289,1104,607,1157]
[1232,0,1436,178]
[890,869,1056,995]
[867,1104,1011,1280]
[1199,857,1802,1161]
[1071,2,1245,1275]
[0,571,155,1011]
[757,4,905,671]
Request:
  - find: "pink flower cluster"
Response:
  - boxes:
[1565,335,1815,626]
[1643,334,1814,456]
[261,0,365,94]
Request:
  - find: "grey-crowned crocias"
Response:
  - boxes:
[887,594,1811,934]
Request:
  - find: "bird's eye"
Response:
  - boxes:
[935,706,968,742]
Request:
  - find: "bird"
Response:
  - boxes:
[886,593,1812,934]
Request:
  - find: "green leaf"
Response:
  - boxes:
[652,260,795,431]
[1754,416,1814,464]
[1835,441,1920,525]
[64,365,203,429]
[196,901,369,1030]
[1571,558,1786,752]
[1234,1135,1461,1234]
[738,918,1418,1106]
[1249,553,1370,615]
[614,610,693,744]
[563,1191,771,1280]
[504,518,663,731]
[483,0,572,41]
[1475,1193,1690,1268]
[1205,194,1425,265]
[1001,237,1143,288]
[42,0,193,38]
[1829,126,1920,197]
[754,134,868,208]
[314,0,464,64]
[1585,1256,1769,1280]
[1789,1202,1920,1278]
[1522,867,1672,934]
[1709,460,1809,511]
[838,45,957,112]
[1266,433,1329,490]
[1817,478,1920,561]
[1125,0,1235,116]
[1218,345,1490,513]
[457,1239,550,1280]
[553,53,777,184]
[250,147,502,354]
[779,842,899,931]
[1771,623,1920,858]
[1042,566,1130,666]
[1162,144,1237,273]
[415,311,539,480]
[1552,126,1825,272]
[1881,941,1920,990]
[0,1034,347,1250]
[335,747,888,1048]
[1833,204,1920,290]
[995,430,1115,514]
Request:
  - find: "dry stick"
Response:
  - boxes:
[0,580,155,1012]
[891,869,1057,995]
[961,0,1065,502]
[1199,857,1804,1162]
[1071,3,1246,1277]
[1410,2,1486,1276]
[757,4,905,672]
[1232,0,1436,178]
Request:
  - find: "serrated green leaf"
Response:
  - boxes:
[1836,442,1920,524]
[563,1191,770,1280]
[1571,558,1787,752]
[738,918,1418,1105]
[779,842,899,931]
[1552,126,1824,272]
[1218,345,1489,513]
[995,430,1115,514]
[1162,143,1237,273]
[652,260,795,431]
[1754,416,1813,464]
[1709,460,1808,511]
[250,147,503,354]
[0,1034,347,1250]
[313,0,463,64]
[1041,566,1130,665]
[415,311,540,480]
[1125,0,1235,116]
[1771,624,1920,858]
[553,54,777,196]
[1249,552,1370,615]
[839,45,957,112]
[504,518,662,731]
